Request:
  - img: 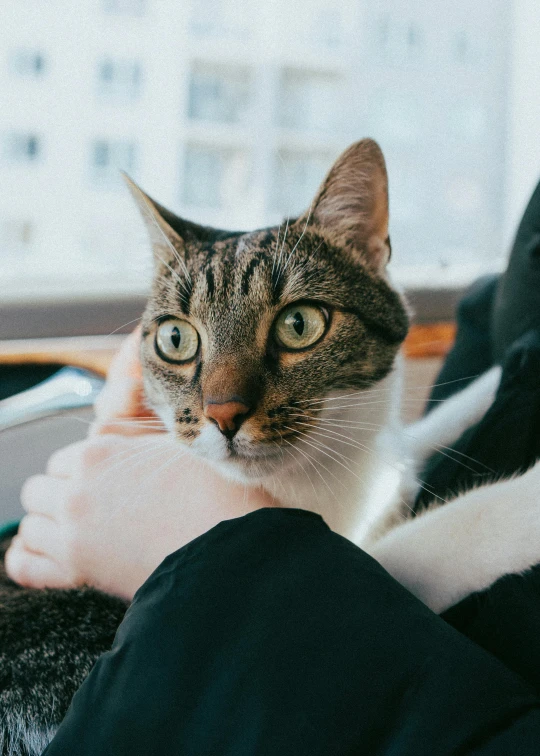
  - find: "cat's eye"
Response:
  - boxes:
[274,304,328,350]
[155,319,199,363]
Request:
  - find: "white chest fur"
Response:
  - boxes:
[261,364,405,545]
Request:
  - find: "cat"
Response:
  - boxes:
[0,138,539,754]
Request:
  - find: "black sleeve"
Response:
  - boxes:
[42,508,540,756]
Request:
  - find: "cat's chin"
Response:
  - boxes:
[179,422,290,483]
[184,440,290,483]
[202,449,289,484]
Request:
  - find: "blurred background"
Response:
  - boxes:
[0,0,539,332]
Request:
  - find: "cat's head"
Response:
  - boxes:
[128,139,409,481]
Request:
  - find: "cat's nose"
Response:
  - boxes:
[204,400,251,437]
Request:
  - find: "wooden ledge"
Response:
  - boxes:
[403,322,456,359]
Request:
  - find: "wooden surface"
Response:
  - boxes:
[0,323,456,377]
[403,322,456,359]
[0,335,126,376]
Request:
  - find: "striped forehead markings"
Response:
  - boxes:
[205,266,215,300]
[241,255,265,295]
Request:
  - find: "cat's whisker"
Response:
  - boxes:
[282,202,313,272]
[152,251,191,303]
[274,215,290,282]
[293,399,447,413]
[287,431,382,515]
[301,415,494,473]
[91,436,174,486]
[286,420,447,506]
[292,411,494,476]
[283,424,365,487]
[282,438,341,505]
[137,191,192,285]
[102,446,189,529]
[279,441,319,508]
[300,374,486,406]
[286,411,383,431]
[271,218,284,277]
[106,316,142,337]
[64,416,168,432]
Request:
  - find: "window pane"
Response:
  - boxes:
[188,62,251,124]
[279,70,344,133]
[0,219,34,256]
[0,0,531,300]
[9,50,46,77]
[102,0,146,15]
[190,0,252,39]
[97,59,142,101]
[183,144,251,209]
[3,133,41,162]
[90,140,136,187]
[273,151,335,216]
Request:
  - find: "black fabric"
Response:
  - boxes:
[417,327,540,509]
[426,274,497,406]
[492,180,540,362]
[43,508,540,755]
[412,178,540,698]
[0,364,62,402]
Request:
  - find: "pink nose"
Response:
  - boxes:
[204,400,251,436]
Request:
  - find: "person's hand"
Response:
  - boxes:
[5,330,277,600]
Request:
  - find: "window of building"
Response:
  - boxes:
[9,49,46,77]
[0,219,34,256]
[90,140,136,187]
[190,0,252,39]
[183,144,251,209]
[102,0,146,15]
[97,59,142,101]
[0,0,535,307]
[273,150,336,216]
[311,8,344,49]
[278,69,345,133]
[3,133,41,163]
[188,62,251,124]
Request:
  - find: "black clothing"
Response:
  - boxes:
[413,180,540,697]
[417,324,540,509]
[492,180,540,362]
[43,509,540,755]
[424,310,540,697]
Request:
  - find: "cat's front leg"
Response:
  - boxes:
[369,460,540,613]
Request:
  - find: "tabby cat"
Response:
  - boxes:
[1,139,539,754]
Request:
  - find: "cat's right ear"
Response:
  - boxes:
[297,139,390,274]
[122,173,186,266]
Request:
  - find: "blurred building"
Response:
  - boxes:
[0,0,513,299]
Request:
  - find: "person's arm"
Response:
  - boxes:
[42,507,540,755]
[5,330,277,599]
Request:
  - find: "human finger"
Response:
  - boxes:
[46,441,87,477]
[17,514,63,557]
[5,537,76,589]
[20,474,68,517]
[93,329,144,423]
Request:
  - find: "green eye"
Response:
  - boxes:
[274,304,327,350]
[155,319,199,363]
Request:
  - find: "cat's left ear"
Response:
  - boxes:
[298,139,390,273]
[122,174,186,266]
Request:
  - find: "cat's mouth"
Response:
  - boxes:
[184,422,287,480]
